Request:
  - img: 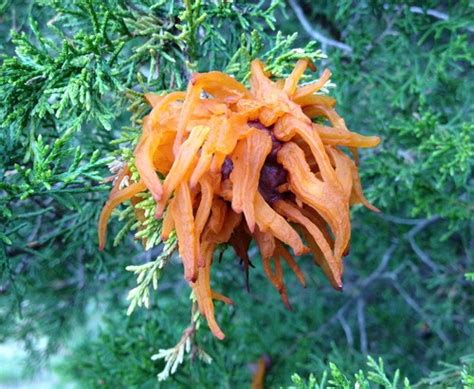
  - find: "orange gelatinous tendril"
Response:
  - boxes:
[98,59,380,339]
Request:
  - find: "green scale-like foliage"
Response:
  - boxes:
[0,0,473,387]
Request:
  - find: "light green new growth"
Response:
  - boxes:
[151,304,212,381]
[126,233,177,316]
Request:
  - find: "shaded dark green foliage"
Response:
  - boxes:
[0,0,473,388]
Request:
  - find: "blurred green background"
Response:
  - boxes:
[0,1,472,388]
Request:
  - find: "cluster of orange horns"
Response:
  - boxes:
[98,59,380,339]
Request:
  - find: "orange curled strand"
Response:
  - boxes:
[157,125,210,217]
[211,291,234,305]
[284,59,309,95]
[296,94,336,108]
[292,68,332,102]
[230,130,272,232]
[311,123,381,148]
[208,210,242,244]
[98,181,146,250]
[192,241,225,339]
[277,142,350,261]
[262,255,290,308]
[275,200,342,289]
[328,147,354,199]
[350,162,381,212]
[134,132,163,202]
[170,182,198,282]
[253,226,276,260]
[254,192,308,256]
[208,197,227,234]
[274,240,306,287]
[148,91,186,129]
[189,122,219,188]
[161,207,175,241]
[274,115,338,184]
[173,81,199,155]
[194,175,215,239]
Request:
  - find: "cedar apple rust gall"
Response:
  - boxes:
[98,59,381,340]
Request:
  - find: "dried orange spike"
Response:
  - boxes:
[193,204,235,340]
[307,105,381,148]
[292,68,332,102]
[98,181,146,250]
[230,130,272,232]
[308,104,346,127]
[157,125,210,217]
[274,200,342,289]
[170,182,198,282]
[283,59,308,95]
[277,142,350,262]
[274,240,306,287]
[250,60,271,93]
[150,129,177,175]
[254,192,308,255]
[190,148,214,188]
[272,256,285,293]
[305,103,376,151]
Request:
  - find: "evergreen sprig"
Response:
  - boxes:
[0,0,472,387]
[126,233,177,316]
